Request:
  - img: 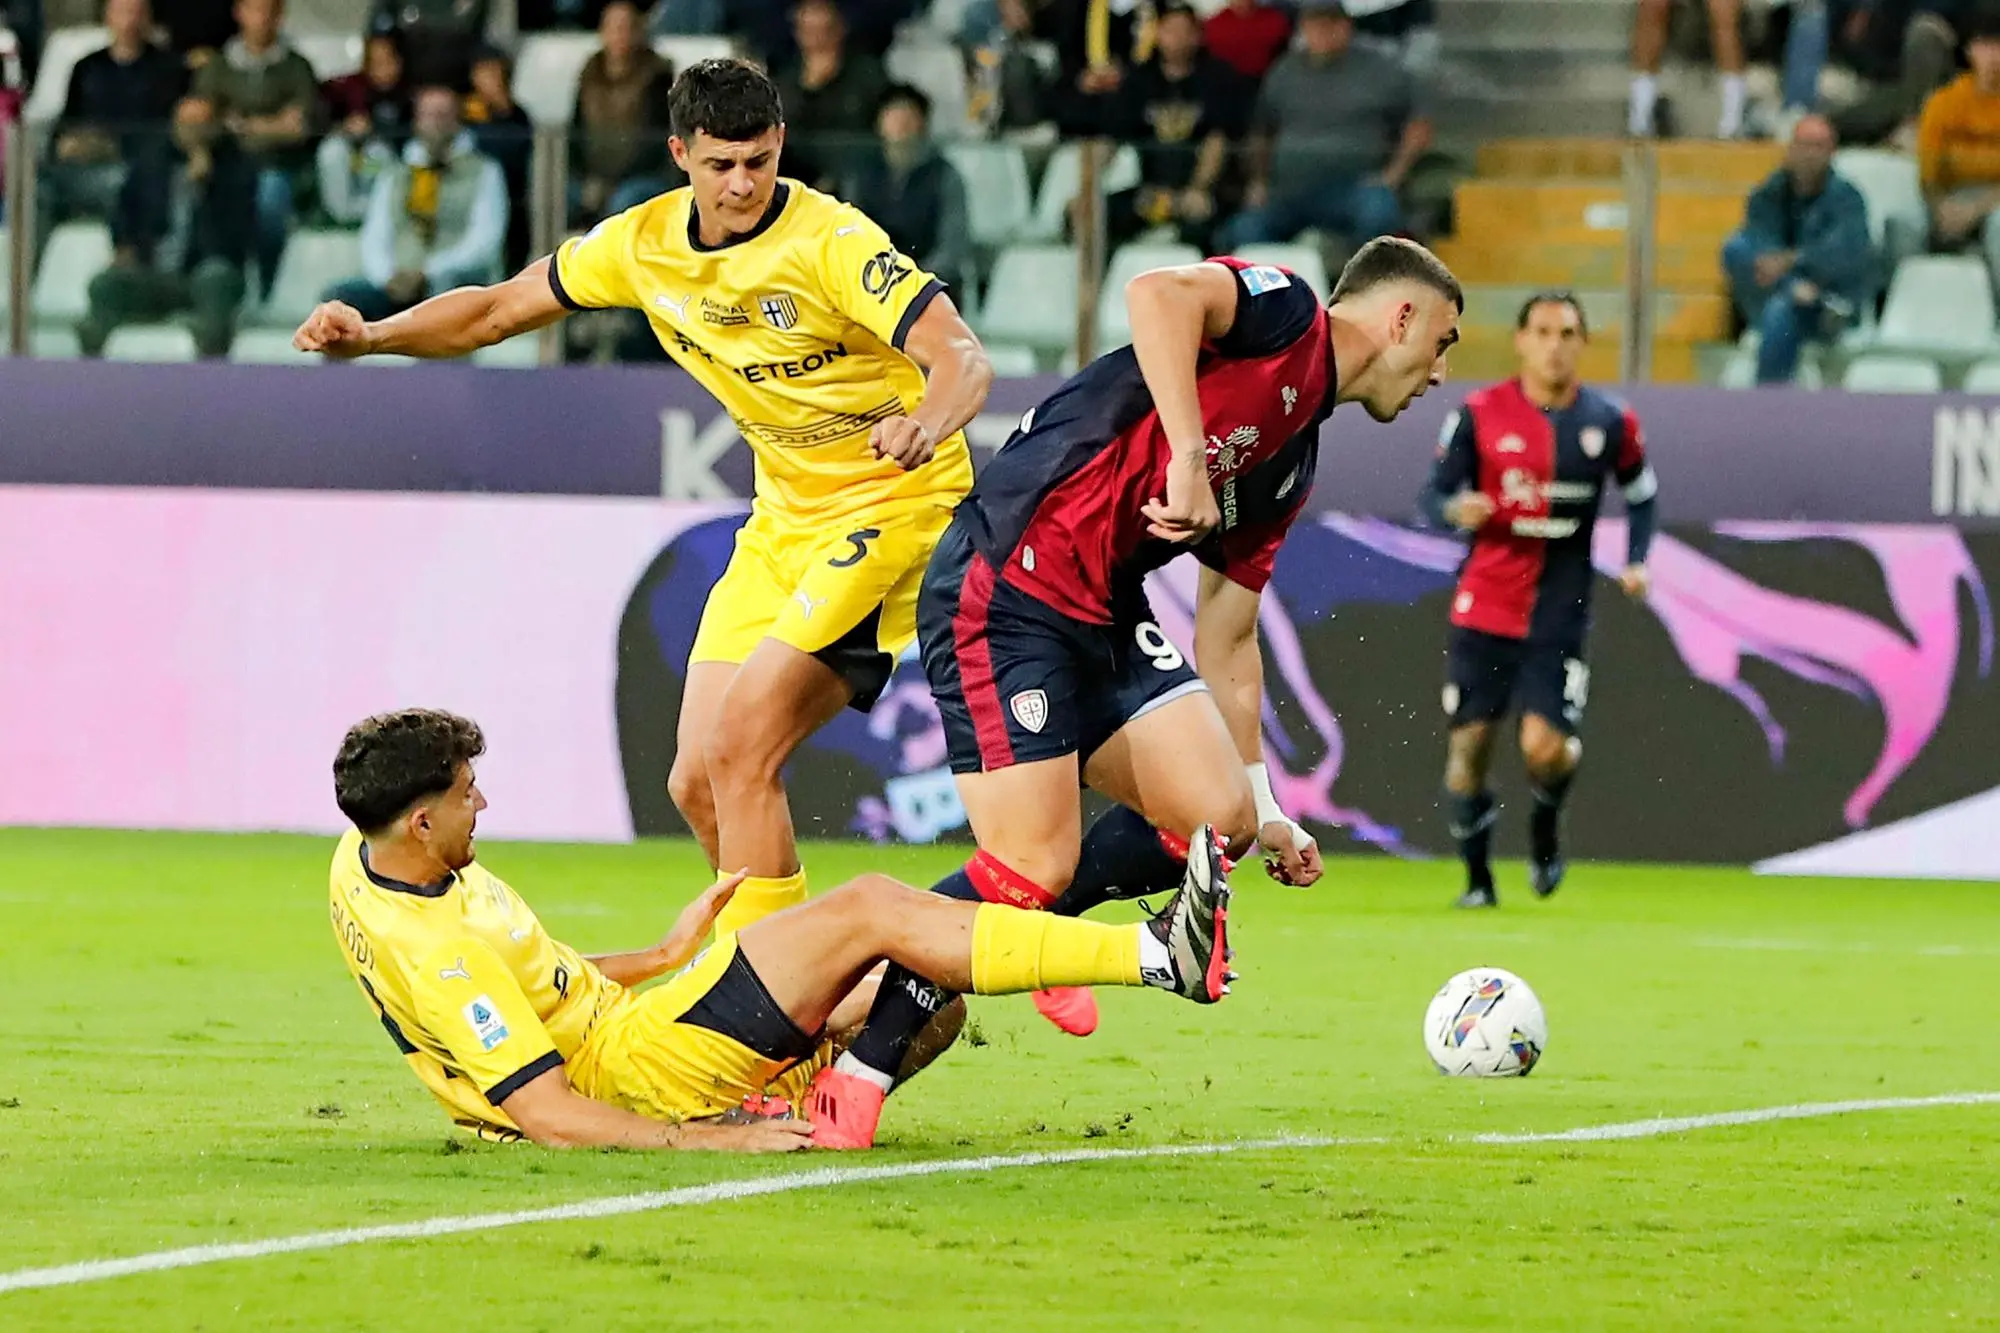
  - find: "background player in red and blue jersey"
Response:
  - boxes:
[808,238,1465,1147]
[1422,292,1659,909]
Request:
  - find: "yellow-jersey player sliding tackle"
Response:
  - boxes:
[329,709,1233,1149]
[296,58,994,966]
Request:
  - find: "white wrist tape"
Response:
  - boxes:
[1247,762,1286,828]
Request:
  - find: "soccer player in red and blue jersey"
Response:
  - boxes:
[807,237,1465,1147]
[1422,291,1659,909]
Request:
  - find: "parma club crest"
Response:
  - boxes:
[758,293,799,330]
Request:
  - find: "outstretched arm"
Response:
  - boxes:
[293,256,569,360]
[586,874,745,987]
[498,1066,812,1151]
[1193,567,1322,887]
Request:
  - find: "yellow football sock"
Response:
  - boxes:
[968,904,1142,994]
[713,869,808,937]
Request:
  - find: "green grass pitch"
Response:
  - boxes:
[2,829,1996,1330]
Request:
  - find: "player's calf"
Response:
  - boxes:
[1521,723,1580,899]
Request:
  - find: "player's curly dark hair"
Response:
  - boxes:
[333,710,486,834]
[669,57,784,143]
[1330,236,1464,312]
[1515,289,1589,337]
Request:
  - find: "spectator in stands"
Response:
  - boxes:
[775,0,888,186]
[962,0,1056,135]
[317,32,409,225]
[1721,114,1872,384]
[78,94,250,359]
[2,0,42,88]
[1045,0,1146,134]
[1628,0,1748,138]
[1204,0,1292,83]
[466,44,532,270]
[1219,0,1430,249]
[841,84,972,295]
[1919,7,2000,272]
[1348,0,1440,83]
[47,0,185,229]
[194,0,318,298]
[570,0,674,224]
[650,0,726,36]
[1103,1,1244,251]
[321,83,507,320]
[368,0,490,89]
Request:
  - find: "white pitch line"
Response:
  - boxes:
[4,1092,1996,1296]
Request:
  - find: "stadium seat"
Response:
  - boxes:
[513,33,598,127]
[103,324,198,363]
[31,221,112,324]
[263,228,363,326]
[1841,353,1944,393]
[1962,359,2000,394]
[1719,343,1824,390]
[1873,254,2000,358]
[943,143,1033,249]
[24,27,106,123]
[472,333,545,367]
[1096,241,1202,348]
[977,244,1078,349]
[31,326,80,359]
[1832,148,1926,257]
[886,37,972,137]
[1233,242,1332,298]
[229,328,320,365]
[294,33,363,80]
[982,342,1040,376]
[1027,142,1142,241]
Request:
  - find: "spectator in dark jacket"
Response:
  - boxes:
[48,0,186,227]
[160,0,237,59]
[466,44,532,270]
[1721,115,1874,384]
[776,0,889,185]
[1103,2,1245,251]
[841,85,972,295]
[962,0,1057,134]
[570,0,675,223]
[79,94,251,358]
[369,0,490,89]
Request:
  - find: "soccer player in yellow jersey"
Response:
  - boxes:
[328,708,1233,1149]
[298,58,994,943]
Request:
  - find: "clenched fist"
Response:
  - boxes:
[293,301,374,358]
[870,416,936,470]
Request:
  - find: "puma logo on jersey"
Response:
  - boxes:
[508,927,531,942]
[836,225,860,236]
[793,589,828,619]
[438,957,471,982]
[654,292,691,320]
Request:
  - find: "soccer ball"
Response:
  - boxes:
[1422,967,1547,1077]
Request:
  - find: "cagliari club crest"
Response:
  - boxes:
[1010,689,1049,733]
[1579,426,1606,458]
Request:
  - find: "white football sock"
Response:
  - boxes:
[1719,73,1747,138]
[1137,925,1172,985]
[1629,73,1659,136]
[833,1050,895,1093]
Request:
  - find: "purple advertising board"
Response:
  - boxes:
[3,360,1998,525]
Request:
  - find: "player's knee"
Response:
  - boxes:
[1208,789,1259,859]
[1521,727,1576,781]
[703,711,785,791]
[666,751,711,818]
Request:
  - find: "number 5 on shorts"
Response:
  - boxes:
[828,528,882,568]
[1136,622,1186,671]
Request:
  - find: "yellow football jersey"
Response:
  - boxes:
[549,180,973,521]
[326,829,627,1140]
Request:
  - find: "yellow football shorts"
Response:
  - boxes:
[688,499,956,707]
[568,934,834,1123]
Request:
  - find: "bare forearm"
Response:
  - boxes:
[1381,120,1431,185]
[912,338,994,446]
[1126,276,1212,462]
[363,284,510,357]
[525,1097,716,1150]
[585,947,669,987]
[1196,625,1265,763]
[1190,134,1227,195]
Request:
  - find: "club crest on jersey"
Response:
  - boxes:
[463,995,509,1051]
[1579,426,1606,458]
[1010,689,1049,734]
[1206,425,1260,475]
[759,293,800,330]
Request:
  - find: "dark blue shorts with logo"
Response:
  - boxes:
[918,522,1204,775]
[1445,625,1591,737]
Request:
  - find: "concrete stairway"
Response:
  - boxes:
[1434,138,1782,385]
